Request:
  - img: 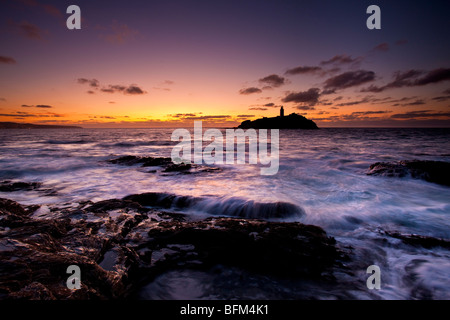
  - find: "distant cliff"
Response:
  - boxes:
[0,122,82,129]
[237,113,318,129]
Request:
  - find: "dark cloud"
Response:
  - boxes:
[259,74,286,87]
[320,54,362,66]
[285,66,322,76]
[282,88,321,106]
[336,97,371,106]
[413,68,450,86]
[236,115,255,118]
[432,96,450,102]
[184,115,231,120]
[444,88,450,95]
[372,43,389,52]
[333,96,343,101]
[362,68,450,92]
[0,56,17,64]
[21,104,53,108]
[295,106,316,111]
[391,110,450,119]
[264,103,275,107]
[0,98,6,102]
[324,70,375,91]
[239,87,262,95]
[99,22,139,45]
[16,21,43,40]
[171,113,197,118]
[77,78,100,87]
[78,78,146,95]
[125,85,145,95]
[249,107,268,111]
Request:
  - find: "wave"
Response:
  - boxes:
[44,139,91,145]
[123,192,305,219]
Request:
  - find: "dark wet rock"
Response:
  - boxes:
[0,181,41,192]
[107,155,172,167]
[367,160,450,186]
[386,231,450,249]
[162,163,192,172]
[140,217,340,278]
[84,199,149,214]
[107,155,222,175]
[0,197,343,300]
[124,192,305,219]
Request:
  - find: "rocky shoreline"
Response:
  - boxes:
[0,196,345,299]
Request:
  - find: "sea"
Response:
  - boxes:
[1,127,449,299]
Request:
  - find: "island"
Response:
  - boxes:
[0,122,82,129]
[238,106,318,129]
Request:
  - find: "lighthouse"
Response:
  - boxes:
[280,105,284,117]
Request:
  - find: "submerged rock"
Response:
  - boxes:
[107,155,222,174]
[367,160,450,186]
[0,181,41,192]
[0,197,343,299]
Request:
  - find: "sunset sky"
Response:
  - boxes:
[0,0,449,127]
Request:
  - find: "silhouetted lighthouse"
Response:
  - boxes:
[280,105,284,117]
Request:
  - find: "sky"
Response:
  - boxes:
[0,0,449,128]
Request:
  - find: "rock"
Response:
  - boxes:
[141,217,340,278]
[0,197,343,300]
[107,155,222,175]
[367,160,450,186]
[238,113,318,129]
[386,231,450,249]
[0,181,41,192]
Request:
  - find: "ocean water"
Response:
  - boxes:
[1,127,450,299]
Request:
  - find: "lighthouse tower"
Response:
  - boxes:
[280,105,284,117]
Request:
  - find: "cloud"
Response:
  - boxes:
[236,114,255,118]
[184,115,231,120]
[249,107,268,111]
[171,113,197,118]
[362,68,450,92]
[324,70,375,91]
[77,78,100,87]
[77,78,147,95]
[125,85,145,95]
[239,87,262,95]
[372,43,389,52]
[391,110,450,119]
[99,22,139,44]
[16,0,63,19]
[21,104,53,108]
[398,99,426,106]
[444,88,450,95]
[285,66,322,76]
[17,21,43,40]
[0,111,62,118]
[282,88,321,105]
[295,106,316,111]
[0,98,6,102]
[264,103,275,107]
[259,74,286,87]
[432,96,450,102]
[336,96,373,106]
[0,56,17,64]
[320,54,362,66]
